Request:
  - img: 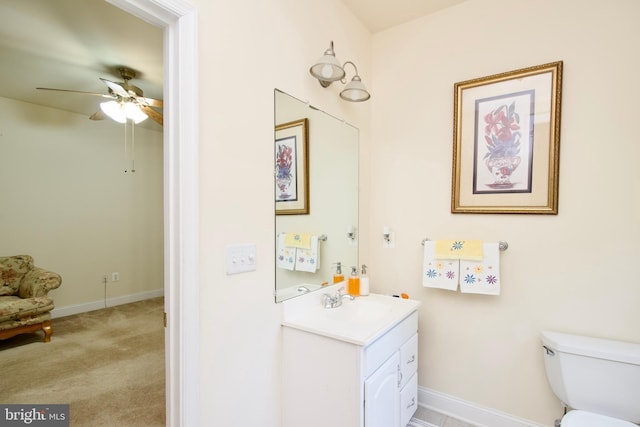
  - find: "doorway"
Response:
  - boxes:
[107,0,200,424]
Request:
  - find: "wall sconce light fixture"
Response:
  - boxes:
[309,41,371,102]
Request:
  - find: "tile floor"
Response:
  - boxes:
[410,405,477,427]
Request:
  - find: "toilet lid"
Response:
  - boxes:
[562,410,637,427]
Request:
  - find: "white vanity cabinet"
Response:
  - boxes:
[281,292,420,427]
[363,314,418,427]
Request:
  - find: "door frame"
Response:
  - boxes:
[106,0,200,425]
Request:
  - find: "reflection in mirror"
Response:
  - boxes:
[275,89,358,302]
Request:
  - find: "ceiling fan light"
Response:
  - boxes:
[100,100,127,123]
[124,102,148,124]
[100,100,148,124]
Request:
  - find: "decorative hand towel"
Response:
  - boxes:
[284,232,312,249]
[422,241,459,291]
[277,233,296,271]
[459,242,500,295]
[295,235,320,273]
[434,239,484,261]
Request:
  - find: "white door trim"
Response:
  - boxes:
[105,0,200,425]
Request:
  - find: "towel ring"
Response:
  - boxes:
[420,238,508,251]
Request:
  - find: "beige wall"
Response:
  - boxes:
[369,0,640,424]
[195,0,371,424]
[0,97,163,309]
[189,0,640,425]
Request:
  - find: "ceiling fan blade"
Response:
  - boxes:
[89,110,107,121]
[36,87,114,99]
[140,105,163,126]
[141,97,163,108]
[100,78,130,98]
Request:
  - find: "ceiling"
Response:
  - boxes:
[342,0,467,33]
[0,0,465,129]
[0,0,163,130]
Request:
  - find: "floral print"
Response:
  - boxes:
[0,255,61,337]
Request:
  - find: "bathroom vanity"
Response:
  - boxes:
[281,289,420,427]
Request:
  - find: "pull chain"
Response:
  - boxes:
[131,119,136,173]
[124,118,128,172]
[122,118,137,173]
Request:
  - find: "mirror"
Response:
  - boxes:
[275,89,359,302]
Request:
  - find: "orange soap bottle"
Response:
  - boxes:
[333,262,344,284]
[347,266,360,296]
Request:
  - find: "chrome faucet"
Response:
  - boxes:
[322,287,354,309]
[297,286,311,293]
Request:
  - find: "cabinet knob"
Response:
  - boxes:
[406,355,415,364]
[406,397,416,409]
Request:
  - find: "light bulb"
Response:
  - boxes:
[100,101,127,123]
[321,64,334,79]
[124,102,148,124]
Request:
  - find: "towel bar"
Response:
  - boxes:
[420,238,508,251]
[278,233,327,241]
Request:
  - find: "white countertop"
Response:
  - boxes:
[281,289,421,346]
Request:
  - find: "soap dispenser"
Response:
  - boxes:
[348,266,360,296]
[333,262,344,284]
[360,264,369,296]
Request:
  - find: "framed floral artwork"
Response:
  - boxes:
[452,61,563,214]
[275,118,309,215]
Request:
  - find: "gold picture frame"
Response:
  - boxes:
[452,61,563,214]
[275,118,309,215]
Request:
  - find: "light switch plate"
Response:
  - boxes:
[225,243,257,275]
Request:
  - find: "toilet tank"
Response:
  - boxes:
[541,331,640,423]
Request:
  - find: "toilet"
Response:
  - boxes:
[541,331,640,427]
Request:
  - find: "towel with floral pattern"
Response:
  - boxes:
[295,235,320,273]
[434,240,483,261]
[459,242,500,295]
[277,234,296,270]
[422,241,458,291]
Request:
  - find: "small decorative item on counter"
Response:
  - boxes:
[360,264,369,296]
[347,266,360,296]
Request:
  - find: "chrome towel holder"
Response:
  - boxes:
[420,238,508,251]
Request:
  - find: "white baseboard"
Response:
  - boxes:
[418,386,545,427]
[51,289,164,318]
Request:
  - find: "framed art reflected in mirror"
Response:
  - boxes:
[276,118,309,215]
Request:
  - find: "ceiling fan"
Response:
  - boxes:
[37,67,163,126]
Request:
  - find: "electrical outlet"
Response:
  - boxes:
[112,272,120,282]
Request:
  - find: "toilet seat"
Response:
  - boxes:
[562,410,637,427]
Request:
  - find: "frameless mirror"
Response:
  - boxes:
[275,89,358,302]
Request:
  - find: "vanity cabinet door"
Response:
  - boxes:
[365,353,400,427]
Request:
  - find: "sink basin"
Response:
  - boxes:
[282,292,421,345]
[323,298,393,323]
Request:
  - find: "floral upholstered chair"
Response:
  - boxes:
[0,255,62,342]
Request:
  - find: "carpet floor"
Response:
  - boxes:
[0,297,165,426]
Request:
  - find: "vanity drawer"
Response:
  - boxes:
[363,311,418,378]
[400,373,418,427]
[399,333,418,388]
